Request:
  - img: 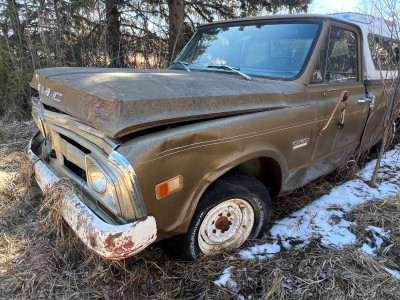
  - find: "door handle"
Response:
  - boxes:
[358,93,375,105]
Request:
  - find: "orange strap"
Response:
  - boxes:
[319,91,348,136]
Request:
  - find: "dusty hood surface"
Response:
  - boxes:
[31,67,290,137]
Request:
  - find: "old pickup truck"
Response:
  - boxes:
[28,13,399,260]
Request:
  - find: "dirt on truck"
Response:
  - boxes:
[28,12,399,260]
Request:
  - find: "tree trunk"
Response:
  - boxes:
[105,1,125,68]
[7,0,24,47]
[168,0,185,64]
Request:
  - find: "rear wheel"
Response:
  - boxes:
[171,175,272,260]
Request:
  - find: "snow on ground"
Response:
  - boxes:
[360,226,390,256]
[239,241,281,259]
[214,148,400,288]
[214,267,238,292]
[385,268,400,280]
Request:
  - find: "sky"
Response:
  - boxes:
[308,0,362,14]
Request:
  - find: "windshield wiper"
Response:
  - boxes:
[171,61,191,72]
[207,64,251,81]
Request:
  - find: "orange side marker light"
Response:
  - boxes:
[155,175,183,200]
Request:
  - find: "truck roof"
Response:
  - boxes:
[330,12,398,39]
[197,14,355,28]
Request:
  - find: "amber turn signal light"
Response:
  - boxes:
[155,175,183,200]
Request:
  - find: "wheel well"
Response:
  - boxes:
[227,157,282,197]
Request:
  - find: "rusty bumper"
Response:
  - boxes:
[28,136,157,260]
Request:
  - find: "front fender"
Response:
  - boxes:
[118,109,299,238]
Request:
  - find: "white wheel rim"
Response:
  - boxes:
[198,198,255,254]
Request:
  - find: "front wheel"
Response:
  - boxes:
[173,175,272,260]
[197,198,255,254]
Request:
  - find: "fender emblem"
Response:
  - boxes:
[292,138,310,150]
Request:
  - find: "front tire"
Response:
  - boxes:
[174,175,272,260]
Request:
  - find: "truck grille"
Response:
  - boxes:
[30,99,137,224]
[59,133,91,154]
[64,156,87,182]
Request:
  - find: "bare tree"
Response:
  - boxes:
[168,0,185,63]
[105,0,125,68]
[363,0,400,186]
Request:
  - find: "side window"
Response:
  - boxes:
[311,27,358,84]
[368,34,400,70]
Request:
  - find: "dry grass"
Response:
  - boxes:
[1,120,400,299]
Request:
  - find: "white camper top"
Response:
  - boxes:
[331,12,399,81]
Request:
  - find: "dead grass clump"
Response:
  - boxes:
[349,195,400,273]
[34,178,102,265]
[0,119,37,144]
[0,120,38,200]
[37,182,67,238]
[0,123,42,244]
[263,268,286,299]
[19,152,38,192]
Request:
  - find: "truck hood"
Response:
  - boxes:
[31,67,291,138]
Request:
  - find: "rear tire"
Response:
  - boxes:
[170,174,272,260]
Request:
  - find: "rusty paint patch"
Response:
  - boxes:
[83,84,123,123]
[121,238,135,249]
[104,232,123,251]
[84,94,123,122]
[113,237,135,255]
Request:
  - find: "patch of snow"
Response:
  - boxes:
[238,242,280,259]
[384,268,400,280]
[319,267,332,279]
[360,243,376,256]
[214,267,238,292]
[282,282,293,290]
[360,226,390,256]
[367,225,389,237]
[237,296,252,300]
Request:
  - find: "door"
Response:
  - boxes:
[303,25,370,184]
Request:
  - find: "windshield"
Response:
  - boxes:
[171,21,321,79]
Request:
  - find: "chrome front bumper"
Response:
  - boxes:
[28,133,157,259]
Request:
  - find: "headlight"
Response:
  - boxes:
[87,164,108,193]
[85,156,117,206]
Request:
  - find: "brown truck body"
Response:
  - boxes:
[28,13,399,259]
